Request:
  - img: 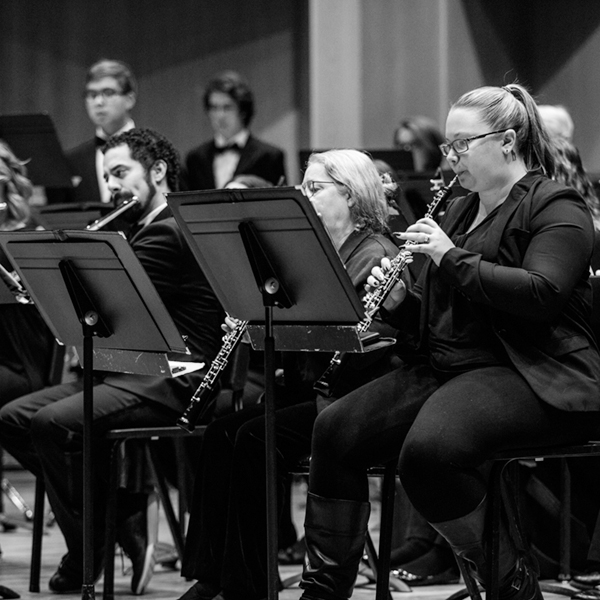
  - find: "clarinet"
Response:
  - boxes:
[177,319,249,432]
[0,262,31,304]
[314,175,459,397]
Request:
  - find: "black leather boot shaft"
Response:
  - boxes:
[299,492,370,600]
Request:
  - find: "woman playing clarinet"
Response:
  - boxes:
[178,149,405,600]
[299,83,600,600]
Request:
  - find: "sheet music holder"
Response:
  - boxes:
[299,148,414,177]
[167,185,382,353]
[0,113,72,188]
[0,229,202,599]
[34,202,110,231]
[167,185,376,600]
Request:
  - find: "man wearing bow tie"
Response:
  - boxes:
[184,71,286,190]
[58,59,137,204]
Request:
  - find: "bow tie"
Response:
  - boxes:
[214,142,242,154]
[95,136,108,148]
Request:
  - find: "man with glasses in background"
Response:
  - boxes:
[56,59,137,204]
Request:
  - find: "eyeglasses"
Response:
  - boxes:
[300,180,338,198]
[84,88,125,102]
[439,129,510,157]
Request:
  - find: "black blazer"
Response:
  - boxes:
[67,139,102,203]
[45,138,102,205]
[103,206,225,412]
[184,134,286,190]
[395,173,600,411]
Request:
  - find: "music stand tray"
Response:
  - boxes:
[299,148,415,177]
[0,229,203,375]
[167,185,373,353]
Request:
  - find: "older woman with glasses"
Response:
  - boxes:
[298,83,600,600]
[178,149,403,600]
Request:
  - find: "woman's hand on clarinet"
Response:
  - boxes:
[366,257,407,312]
[395,217,455,266]
[223,315,251,344]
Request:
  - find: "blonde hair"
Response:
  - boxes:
[453,84,556,178]
[307,149,392,234]
[0,140,32,230]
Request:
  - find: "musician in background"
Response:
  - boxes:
[48,59,137,205]
[537,104,575,142]
[551,136,600,274]
[393,115,446,173]
[298,84,600,600]
[184,70,286,190]
[0,128,224,595]
[0,140,54,407]
[178,149,403,600]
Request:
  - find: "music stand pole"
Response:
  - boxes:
[60,258,112,600]
[264,304,279,600]
[239,221,293,600]
[82,322,95,600]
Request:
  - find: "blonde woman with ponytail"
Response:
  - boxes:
[299,84,600,600]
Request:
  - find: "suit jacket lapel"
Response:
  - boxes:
[481,173,536,262]
[234,135,257,177]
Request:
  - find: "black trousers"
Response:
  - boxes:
[181,400,318,600]
[0,379,180,575]
[308,363,600,523]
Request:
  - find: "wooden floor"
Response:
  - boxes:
[0,468,580,600]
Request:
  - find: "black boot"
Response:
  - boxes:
[299,492,370,600]
[429,498,542,600]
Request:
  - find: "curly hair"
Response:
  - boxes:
[103,128,181,192]
[307,149,391,234]
[0,140,32,230]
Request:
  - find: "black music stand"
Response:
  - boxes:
[299,148,415,177]
[167,185,374,600]
[0,229,199,600]
[0,113,72,188]
[34,202,110,231]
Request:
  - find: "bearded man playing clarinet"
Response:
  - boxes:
[178,149,405,600]
[0,128,224,595]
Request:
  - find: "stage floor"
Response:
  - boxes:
[0,468,579,600]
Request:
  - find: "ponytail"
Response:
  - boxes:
[453,84,556,178]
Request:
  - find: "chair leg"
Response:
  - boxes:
[103,440,123,600]
[559,457,571,580]
[375,461,397,600]
[147,442,186,560]
[173,438,188,542]
[29,476,46,593]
